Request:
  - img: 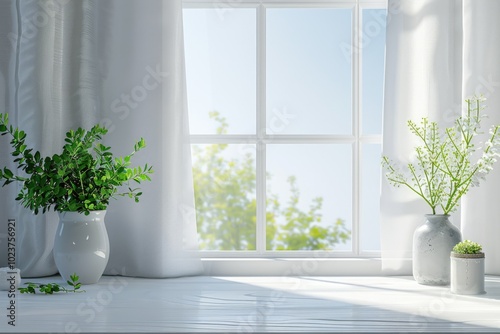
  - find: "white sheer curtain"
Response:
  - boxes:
[382,0,500,275]
[0,0,203,278]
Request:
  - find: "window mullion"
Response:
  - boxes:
[352,1,361,256]
[256,4,267,254]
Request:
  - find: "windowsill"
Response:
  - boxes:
[201,257,401,276]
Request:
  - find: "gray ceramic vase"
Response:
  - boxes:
[413,214,462,285]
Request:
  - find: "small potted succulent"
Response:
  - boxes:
[0,113,153,284]
[450,240,485,295]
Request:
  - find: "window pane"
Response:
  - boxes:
[184,9,256,134]
[360,144,381,251]
[266,9,352,135]
[192,144,256,250]
[362,9,386,135]
[266,144,352,250]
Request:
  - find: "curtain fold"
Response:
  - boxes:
[382,0,500,274]
[0,0,203,278]
[461,0,500,275]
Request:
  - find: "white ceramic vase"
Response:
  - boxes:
[53,211,109,284]
[450,252,485,295]
[413,214,462,285]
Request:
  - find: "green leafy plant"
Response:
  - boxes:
[19,273,85,294]
[0,113,153,215]
[452,240,483,254]
[382,96,500,214]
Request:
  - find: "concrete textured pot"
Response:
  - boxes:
[450,252,485,295]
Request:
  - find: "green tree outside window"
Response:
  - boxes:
[192,112,350,251]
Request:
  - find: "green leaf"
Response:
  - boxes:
[3,168,13,178]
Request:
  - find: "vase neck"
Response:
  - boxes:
[58,210,107,222]
[425,214,450,223]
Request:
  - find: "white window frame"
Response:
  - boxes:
[183,0,387,273]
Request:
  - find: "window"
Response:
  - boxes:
[183,1,386,258]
